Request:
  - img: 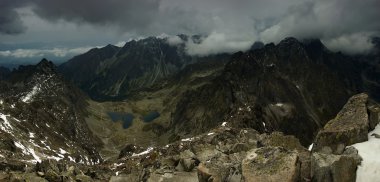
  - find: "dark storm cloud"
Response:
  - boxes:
[0,0,29,34]
[1,0,380,54]
[31,0,160,33]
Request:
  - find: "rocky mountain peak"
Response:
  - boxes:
[250,41,264,51]
[278,37,302,46]
[59,35,200,100]
[303,39,326,50]
[35,58,55,74]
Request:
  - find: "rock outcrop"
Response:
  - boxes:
[313,93,377,154]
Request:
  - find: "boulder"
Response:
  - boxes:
[159,157,177,169]
[0,172,9,181]
[148,171,198,182]
[197,163,221,182]
[23,173,48,182]
[176,158,197,172]
[193,146,221,162]
[0,160,26,172]
[367,100,380,130]
[44,169,61,182]
[314,93,370,154]
[179,150,196,159]
[259,132,311,181]
[171,149,199,172]
[36,160,60,173]
[197,161,241,182]
[241,147,300,182]
[311,148,361,182]
[75,174,93,182]
[109,174,139,182]
[8,172,48,182]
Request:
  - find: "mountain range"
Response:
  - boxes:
[0,36,379,181]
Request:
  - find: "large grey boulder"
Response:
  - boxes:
[311,147,361,182]
[197,162,242,182]
[241,147,300,182]
[313,93,370,154]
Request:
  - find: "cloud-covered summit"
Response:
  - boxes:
[1,0,380,57]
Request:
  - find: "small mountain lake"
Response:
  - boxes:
[107,112,134,128]
[107,110,160,128]
[142,111,160,122]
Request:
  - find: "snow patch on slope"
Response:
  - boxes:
[0,113,13,133]
[14,141,41,163]
[275,103,284,107]
[352,123,380,181]
[21,85,40,103]
[308,143,314,151]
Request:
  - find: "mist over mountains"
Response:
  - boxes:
[1,0,380,181]
[1,0,380,66]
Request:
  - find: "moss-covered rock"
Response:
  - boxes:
[242,147,300,182]
[260,132,311,181]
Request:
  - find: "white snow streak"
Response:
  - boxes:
[59,148,68,154]
[132,147,154,157]
[22,85,40,103]
[308,143,314,151]
[181,137,194,142]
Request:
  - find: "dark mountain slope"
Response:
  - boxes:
[169,38,379,145]
[59,44,120,87]
[59,36,198,100]
[0,66,10,80]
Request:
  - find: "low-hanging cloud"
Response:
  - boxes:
[0,46,99,58]
[185,32,255,56]
[1,0,380,55]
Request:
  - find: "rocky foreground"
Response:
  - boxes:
[0,93,378,182]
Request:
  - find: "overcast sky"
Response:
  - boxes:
[0,0,379,66]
